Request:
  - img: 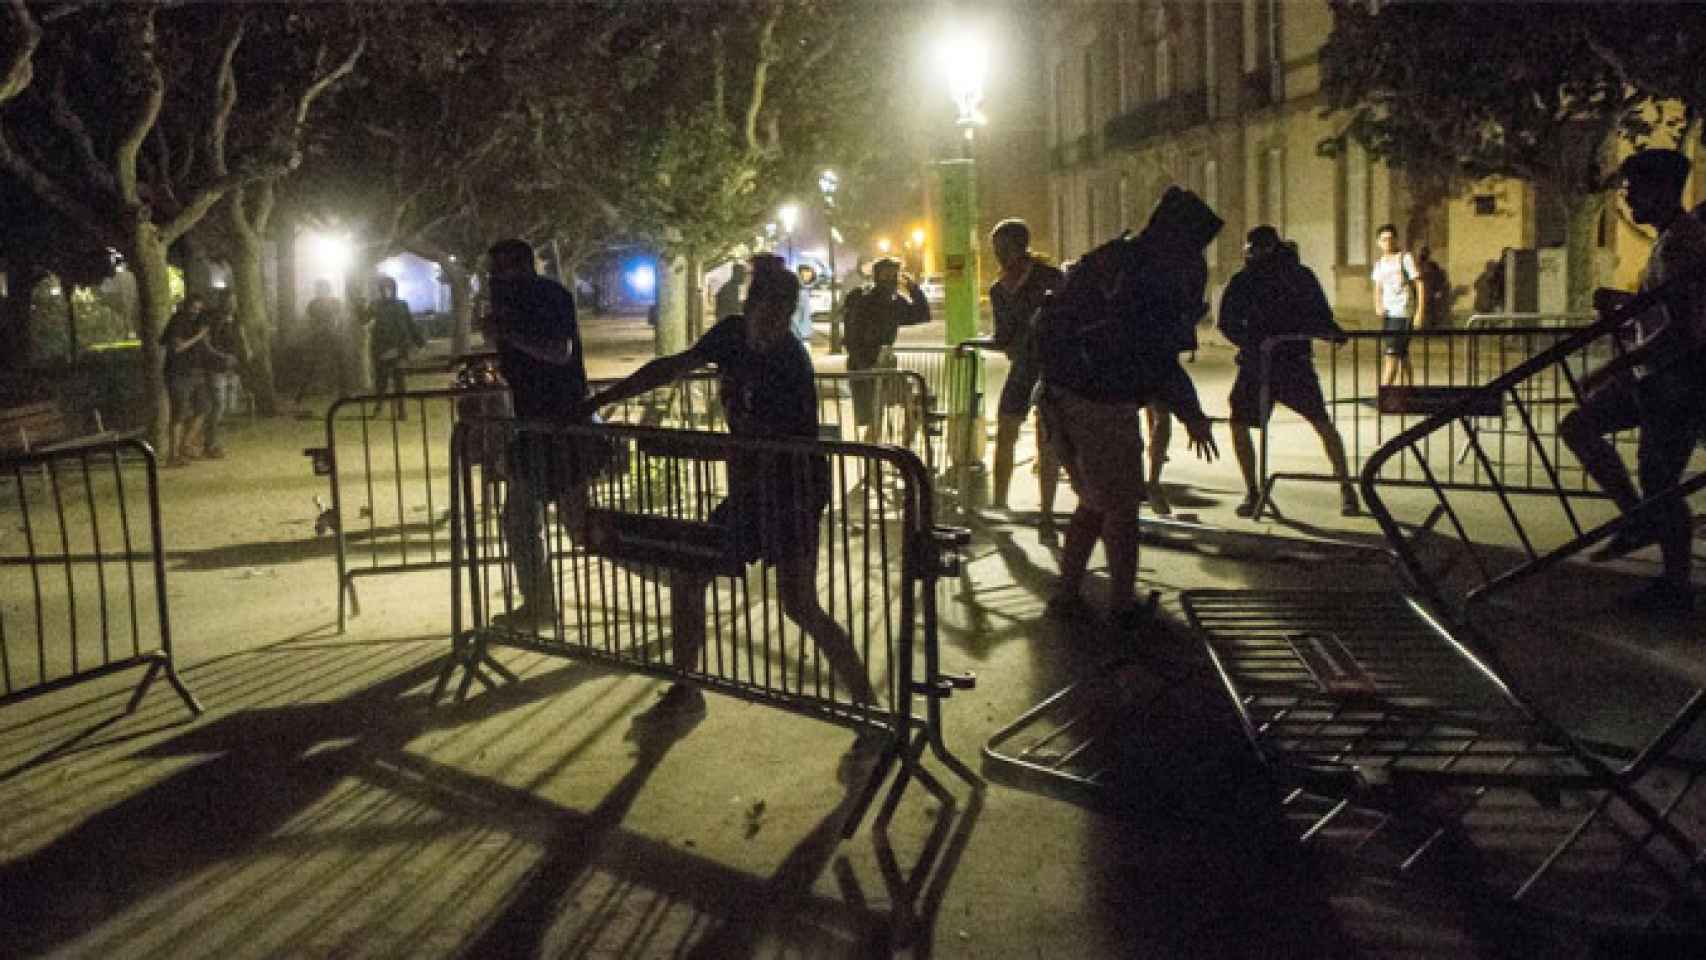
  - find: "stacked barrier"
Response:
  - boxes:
[0,439,201,715]
[314,363,933,630]
[437,418,975,837]
[1250,323,1632,517]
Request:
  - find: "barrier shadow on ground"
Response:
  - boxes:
[0,640,978,958]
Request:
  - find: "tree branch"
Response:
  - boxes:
[2,0,41,105]
[162,155,298,243]
[206,13,246,178]
[292,33,364,137]
[742,3,780,154]
[44,63,116,195]
[115,8,165,207]
[0,128,118,246]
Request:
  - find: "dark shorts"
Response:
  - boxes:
[1228,363,1329,426]
[713,454,830,566]
[997,362,1039,419]
[1381,314,1414,357]
[848,349,898,427]
[167,370,209,422]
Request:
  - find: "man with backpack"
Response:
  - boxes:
[1218,226,1358,519]
[1034,189,1220,630]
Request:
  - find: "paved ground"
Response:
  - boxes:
[2,312,1703,958]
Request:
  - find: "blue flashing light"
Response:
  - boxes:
[625,262,657,297]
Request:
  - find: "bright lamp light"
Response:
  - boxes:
[939,23,990,124]
[778,203,800,234]
[308,232,353,272]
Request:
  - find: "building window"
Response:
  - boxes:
[1055,189,1067,259]
[1154,9,1174,101]
[1201,158,1220,267]
[1342,142,1369,266]
[1116,21,1131,112]
[1082,47,1096,136]
[1053,61,1067,145]
[1086,183,1098,249]
[1261,146,1285,232]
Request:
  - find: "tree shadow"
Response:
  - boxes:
[166,519,451,572]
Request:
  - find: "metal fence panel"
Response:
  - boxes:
[1253,326,1641,515]
[438,418,974,836]
[318,367,935,631]
[0,439,200,715]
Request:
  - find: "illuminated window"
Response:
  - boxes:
[1262,146,1285,232]
[1154,9,1174,100]
[1342,142,1369,266]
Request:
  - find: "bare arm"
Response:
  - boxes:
[585,351,705,413]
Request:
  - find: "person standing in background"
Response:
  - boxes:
[1372,223,1425,386]
[368,276,425,419]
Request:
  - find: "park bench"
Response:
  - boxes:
[0,400,131,461]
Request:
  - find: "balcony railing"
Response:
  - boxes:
[1102,89,1211,150]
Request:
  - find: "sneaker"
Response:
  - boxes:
[1235,492,1261,519]
[1615,579,1695,616]
[636,683,706,723]
[1340,488,1361,517]
[1589,525,1663,563]
[489,603,557,633]
[1146,485,1173,517]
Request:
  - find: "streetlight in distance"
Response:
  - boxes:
[877,237,891,256]
[778,202,800,265]
[817,170,844,352]
[934,21,989,347]
[911,226,927,276]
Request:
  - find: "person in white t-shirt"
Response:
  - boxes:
[1370,224,1426,386]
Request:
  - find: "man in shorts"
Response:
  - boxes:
[1560,148,1706,613]
[1219,226,1358,518]
[984,218,1066,520]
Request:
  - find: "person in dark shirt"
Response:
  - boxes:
[367,276,425,419]
[197,290,246,460]
[841,258,929,443]
[1560,149,1706,613]
[580,258,878,721]
[160,294,211,467]
[980,218,1066,517]
[1034,193,1219,630]
[713,261,747,322]
[481,237,592,629]
[1218,226,1357,518]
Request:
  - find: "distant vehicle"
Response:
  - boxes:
[919,275,946,305]
[808,283,834,316]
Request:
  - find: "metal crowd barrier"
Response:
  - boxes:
[313,366,933,631]
[1251,324,1631,518]
[0,439,201,716]
[436,418,976,837]
[1358,320,1706,611]
[892,344,985,509]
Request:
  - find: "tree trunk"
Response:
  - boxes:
[445,260,472,358]
[61,282,78,362]
[684,254,705,342]
[0,267,45,368]
[229,230,279,415]
[346,253,379,393]
[1561,191,1605,314]
[654,253,690,356]
[128,225,173,454]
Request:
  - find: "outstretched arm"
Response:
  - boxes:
[583,351,705,414]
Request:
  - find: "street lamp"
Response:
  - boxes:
[818,170,844,352]
[877,237,891,256]
[778,203,799,265]
[934,23,989,348]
